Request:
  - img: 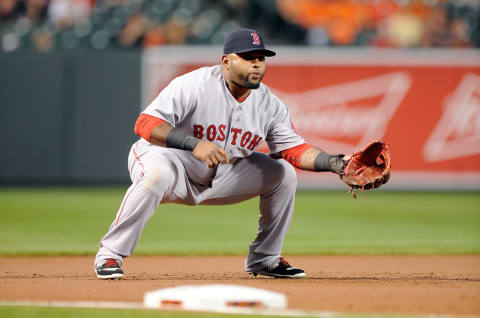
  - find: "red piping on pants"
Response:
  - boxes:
[115,142,145,226]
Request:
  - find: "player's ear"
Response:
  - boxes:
[221,54,230,70]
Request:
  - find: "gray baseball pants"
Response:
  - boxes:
[95,141,297,272]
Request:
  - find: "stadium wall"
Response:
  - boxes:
[1,47,479,189]
[0,51,140,184]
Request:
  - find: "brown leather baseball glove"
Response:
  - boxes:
[341,141,391,198]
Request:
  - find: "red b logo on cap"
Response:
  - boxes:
[251,32,260,45]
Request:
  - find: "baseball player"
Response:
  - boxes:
[94,28,350,279]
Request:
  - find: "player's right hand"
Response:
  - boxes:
[193,140,230,168]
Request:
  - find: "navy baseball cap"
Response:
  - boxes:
[223,28,276,57]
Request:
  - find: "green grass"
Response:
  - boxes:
[0,306,472,318]
[0,306,292,318]
[0,188,479,255]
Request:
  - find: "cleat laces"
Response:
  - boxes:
[278,257,290,268]
[104,258,119,268]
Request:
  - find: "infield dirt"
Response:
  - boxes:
[1,255,479,316]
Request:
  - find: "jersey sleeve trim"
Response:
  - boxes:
[134,113,166,142]
[280,143,312,168]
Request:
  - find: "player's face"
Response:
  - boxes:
[228,52,266,89]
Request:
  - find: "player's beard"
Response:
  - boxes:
[242,72,264,89]
[246,80,260,89]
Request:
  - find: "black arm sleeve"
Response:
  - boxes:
[166,128,199,151]
[314,153,345,175]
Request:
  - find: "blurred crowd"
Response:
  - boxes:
[0,0,479,52]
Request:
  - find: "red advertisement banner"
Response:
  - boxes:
[264,65,480,172]
[142,48,480,189]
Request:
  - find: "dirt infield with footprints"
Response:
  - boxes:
[1,255,479,315]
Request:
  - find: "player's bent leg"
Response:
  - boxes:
[246,159,304,278]
[95,144,189,279]
[201,153,304,278]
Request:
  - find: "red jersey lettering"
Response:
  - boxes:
[193,125,204,139]
[247,134,263,150]
[206,125,216,141]
[240,131,252,147]
[216,124,226,141]
[230,128,242,145]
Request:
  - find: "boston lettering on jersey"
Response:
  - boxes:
[193,124,263,150]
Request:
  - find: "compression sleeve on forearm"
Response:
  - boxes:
[281,143,344,173]
[280,143,312,168]
[134,113,166,142]
[314,152,345,174]
[166,128,199,151]
[313,152,333,171]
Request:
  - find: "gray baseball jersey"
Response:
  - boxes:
[143,65,304,153]
[96,65,305,273]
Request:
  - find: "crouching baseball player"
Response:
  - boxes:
[94,28,390,279]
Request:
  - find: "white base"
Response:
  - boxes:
[143,284,287,311]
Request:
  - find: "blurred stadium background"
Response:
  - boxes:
[1,0,479,50]
[0,0,479,189]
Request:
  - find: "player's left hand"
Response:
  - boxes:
[340,140,391,197]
